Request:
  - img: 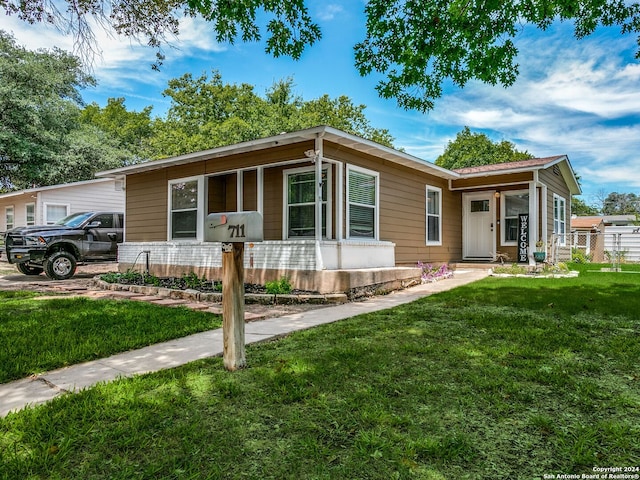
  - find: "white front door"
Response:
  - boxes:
[463,192,495,259]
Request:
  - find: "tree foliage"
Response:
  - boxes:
[0,31,96,190]
[0,32,392,190]
[0,0,321,68]
[148,72,394,158]
[435,127,533,170]
[3,0,640,110]
[571,196,599,216]
[356,0,640,111]
[81,98,154,161]
[601,192,640,215]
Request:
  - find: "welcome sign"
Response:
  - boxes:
[518,214,529,263]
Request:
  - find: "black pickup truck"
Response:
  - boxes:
[3,211,123,280]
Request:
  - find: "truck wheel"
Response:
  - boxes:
[44,251,77,280]
[16,263,44,276]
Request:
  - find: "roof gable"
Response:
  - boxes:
[453,156,565,175]
[453,155,581,195]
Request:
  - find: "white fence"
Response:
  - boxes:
[551,226,640,266]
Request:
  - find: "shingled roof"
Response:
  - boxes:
[453,156,566,175]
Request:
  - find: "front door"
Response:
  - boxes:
[463,192,495,259]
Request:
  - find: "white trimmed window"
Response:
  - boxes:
[5,206,14,230]
[26,203,35,226]
[501,191,529,245]
[347,165,379,239]
[45,204,69,224]
[169,177,203,240]
[554,194,567,246]
[426,185,442,245]
[284,166,331,239]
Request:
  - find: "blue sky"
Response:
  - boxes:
[2,1,640,207]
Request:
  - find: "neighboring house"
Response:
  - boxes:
[574,214,637,227]
[570,216,606,262]
[96,126,581,293]
[0,178,125,232]
[571,215,640,262]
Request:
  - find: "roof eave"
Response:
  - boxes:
[96,125,460,180]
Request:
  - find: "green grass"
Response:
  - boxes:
[0,293,221,383]
[0,264,639,479]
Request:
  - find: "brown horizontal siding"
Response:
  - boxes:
[123,138,467,264]
[203,142,315,175]
[539,166,571,238]
[263,167,284,240]
[243,170,257,211]
[326,143,462,265]
[166,163,206,180]
[125,171,168,241]
[451,172,533,189]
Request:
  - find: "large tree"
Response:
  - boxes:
[601,192,640,215]
[0,30,96,190]
[571,196,599,216]
[81,98,154,161]
[148,72,393,158]
[435,127,533,170]
[2,1,639,110]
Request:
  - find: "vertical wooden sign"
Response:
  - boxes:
[221,242,246,371]
[518,213,529,263]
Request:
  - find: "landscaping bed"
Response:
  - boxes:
[95,272,348,305]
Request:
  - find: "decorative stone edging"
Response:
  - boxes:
[91,277,348,305]
[489,270,579,278]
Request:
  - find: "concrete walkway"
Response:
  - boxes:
[0,269,489,417]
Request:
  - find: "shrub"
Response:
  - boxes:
[265,277,292,295]
[571,248,592,264]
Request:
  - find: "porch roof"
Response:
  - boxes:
[95,125,459,180]
[453,155,581,195]
[571,216,605,230]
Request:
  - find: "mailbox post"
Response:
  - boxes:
[205,212,263,371]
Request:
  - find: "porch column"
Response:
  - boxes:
[314,134,324,242]
[256,167,264,215]
[236,170,243,212]
[336,161,344,240]
[528,181,538,263]
[540,184,548,246]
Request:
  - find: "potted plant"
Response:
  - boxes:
[533,240,546,262]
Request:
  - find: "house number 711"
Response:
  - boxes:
[228,224,246,238]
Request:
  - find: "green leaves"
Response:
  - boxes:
[148,71,394,158]
[434,126,533,170]
[356,0,640,111]
[0,32,96,189]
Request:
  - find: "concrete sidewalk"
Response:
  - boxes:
[0,269,489,417]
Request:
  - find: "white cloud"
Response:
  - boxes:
[407,23,640,196]
[315,4,345,21]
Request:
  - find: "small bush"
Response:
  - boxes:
[265,277,292,295]
[571,248,592,264]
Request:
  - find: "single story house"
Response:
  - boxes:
[572,214,637,228]
[1,178,125,232]
[571,215,640,262]
[570,216,606,262]
[96,126,581,293]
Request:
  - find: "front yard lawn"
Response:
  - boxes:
[0,292,221,383]
[0,264,639,479]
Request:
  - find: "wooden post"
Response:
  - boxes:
[222,242,246,371]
